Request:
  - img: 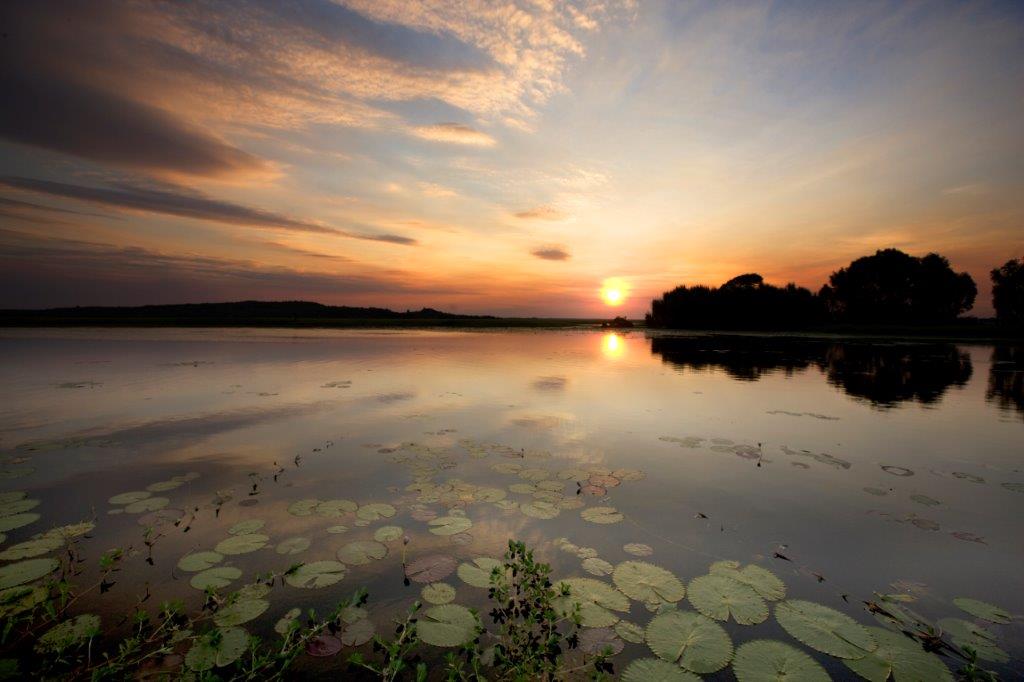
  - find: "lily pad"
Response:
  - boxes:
[285,560,346,588]
[326,525,349,534]
[124,497,170,514]
[521,501,560,519]
[935,618,1008,663]
[0,536,63,561]
[108,491,151,505]
[422,582,456,604]
[306,634,342,657]
[554,578,630,627]
[624,543,654,557]
[316,499,357,517]
[417,604,479,647]
[622,657,699,682]
[429,515,472,535]
[580,627,624,655]
[185,626,249,670]
[775,600,876,658]
[615,620,646,644]
[645,610,733,674]
[582,557,614,576]
[733,639,829,682]
[214,598,269,626]
[0,557,58,589]
[0,513,40,533]
[288,499,321,516]
[36,614,101,653]
[275,537,311,555]
[373,525,403,542]
[457,557,502,588]
[0,585,47,617]
[341,617,375,646]
[952,597,1011,624]
[509,483,537,494]
[688,574,767,625]
[844,627,952,682]
[910,494,940,507]
[581,506,624,524]
[356,503,396,521]
[709,561,785,601]
[215,533,269,555]
[337,540,388,565]
[405,554,458,583]
[146,480,184,492]
[43,521,95,539]
[613,561,686,604]
[228,519,265,535]
[274,608,301,635]
[178,551,224,572]
[0,499,39,517]
[190,566,242,590]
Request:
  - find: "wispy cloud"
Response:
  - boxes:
[410,123,496,147]
[531,246,571,261]
[515,206,567,220]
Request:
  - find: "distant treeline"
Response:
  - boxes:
[647,249,1024,330]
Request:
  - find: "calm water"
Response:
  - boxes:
[1,328,1021,678]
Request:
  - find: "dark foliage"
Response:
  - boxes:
[986,345,1023,420]
[819,249,976,323]
[991,258,1024,326]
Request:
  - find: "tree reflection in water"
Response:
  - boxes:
[987,345,1024,420]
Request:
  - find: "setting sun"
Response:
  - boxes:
[600,278,629,307]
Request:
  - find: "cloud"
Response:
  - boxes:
[410,123,496,147]
[1,176,416,244]
[516,206,567,220]
[418,182,458,198]
[531,246,571,261]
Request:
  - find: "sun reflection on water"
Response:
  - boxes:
[601,332,625,359]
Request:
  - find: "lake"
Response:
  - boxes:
[0,327,1021,679]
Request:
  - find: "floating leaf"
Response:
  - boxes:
[108,491,151,505]
[215,533,269,555]
[0,558,58,589]
[44,521,95,540]
[214,598,269,626]
[178,551,224,572]
[844,627,952,682]
[274,608,301,635]
[422,582,456,604]
[709,561,785,601]
[775,600,876,658]
[341,617,375,646]
[509,483,537,494]
[185,627,249,670]
[613,561,685,604]
[405,554,458,583]
[0,513,40,533]
[429,515,472,535]
[613,468,646,482]
[952,472,984,484]
[275,537,311,555]
[0,499,39,517]
[288,499,321,516]
[0,585,47,617]
[935,618,1007,663]
[306,634,342,657]
[228,519,265,535]
[733,639,829,682]
[688,574,767,625]
[137,508,184,528]
[316,499,357,517]
[881,466,913,477]
[582,557,614,576]
[0,536,63,561]
[326,525,349,534]
[580,627,624,655]
[457,557,502,588]
[236,583,270,599]
[553,578,629,627]
[519,467,551,481]
[645,610,733,674]
[285,560,346,588]
[910,494,940,507]
[373,525,403,542]
[36,614,100,653]
[952,597,1011,624]
[521,501,560,519]
[417,604,479,647]
[124,497,170,514]
[337,540,388,565]
[590,474,621,488]
[581,506,623,524]
[356,503,396,521]
[146,479,184,492]
[190,566,242,590]
[624,543,654,557]
[0,492,25,504]
[615,620,645,644]
[622,658,699,682]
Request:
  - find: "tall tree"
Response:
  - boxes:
[991,258,1024,326]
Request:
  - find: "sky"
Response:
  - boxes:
[1,0,1022,317]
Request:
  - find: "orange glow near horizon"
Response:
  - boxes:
[600,278,629,307]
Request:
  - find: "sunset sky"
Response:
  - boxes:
[1,1,1022,317]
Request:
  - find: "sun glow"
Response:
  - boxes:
[600,278,629,307]
[601,332,626,359]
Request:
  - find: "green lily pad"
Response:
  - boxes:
[936,618,1008,663]
[341,617,375,646]
[275,537,311,555]
[185,626,249,671]
[519,468,551,481]
[190,566,242,590]
[177,551,224,572]
[473,487,507,502]
[775,600,876,658]
[554,578,630,627]
[337,540,387,565]
[36,614,101,653]
[581,506,623,524]
[373,525,403,542]
[356,503,396,521]
[288,499,321,517]
[285,560,346,589]
[0,492,25,504]
[733,639,829,682]
[236,583,270,599]
[0,499,39,517]
[613,561,685,604]
[124,497,170,514]
[0,585,47,617]
[844,627,952,682]
[622,657,700,682]
[108,491,151,505]
[0,558,58,589]
[0,536,63,561]
[624,543,654,557]
[146,480,184,492]
[688,574,767,625]
[44,522,94,539]
[228,519,265,535]
[645,610,733,674]
[457,557,502,588]
[582,557,614,576]
[615,620,646,644]
[509,483,537,494]
[214,598,269,626]
[709,561,785,601]
[406,555,458,583]
[0,513,40,533]
[326,525,349,534]
[417,604,480,647]
[214,533,269,555]
[429,515,472,535]
[316,499,357,517]
[521,500,560,519]
[274,607,301,635]
[952,597,1011,624]
[422,582,456,604]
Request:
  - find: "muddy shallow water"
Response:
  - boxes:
[0,328,1021,678]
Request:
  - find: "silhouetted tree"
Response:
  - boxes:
[991,258,1024,326]
[646,274,823,329]
[986,345,1023,419]
[819,249,975,323]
